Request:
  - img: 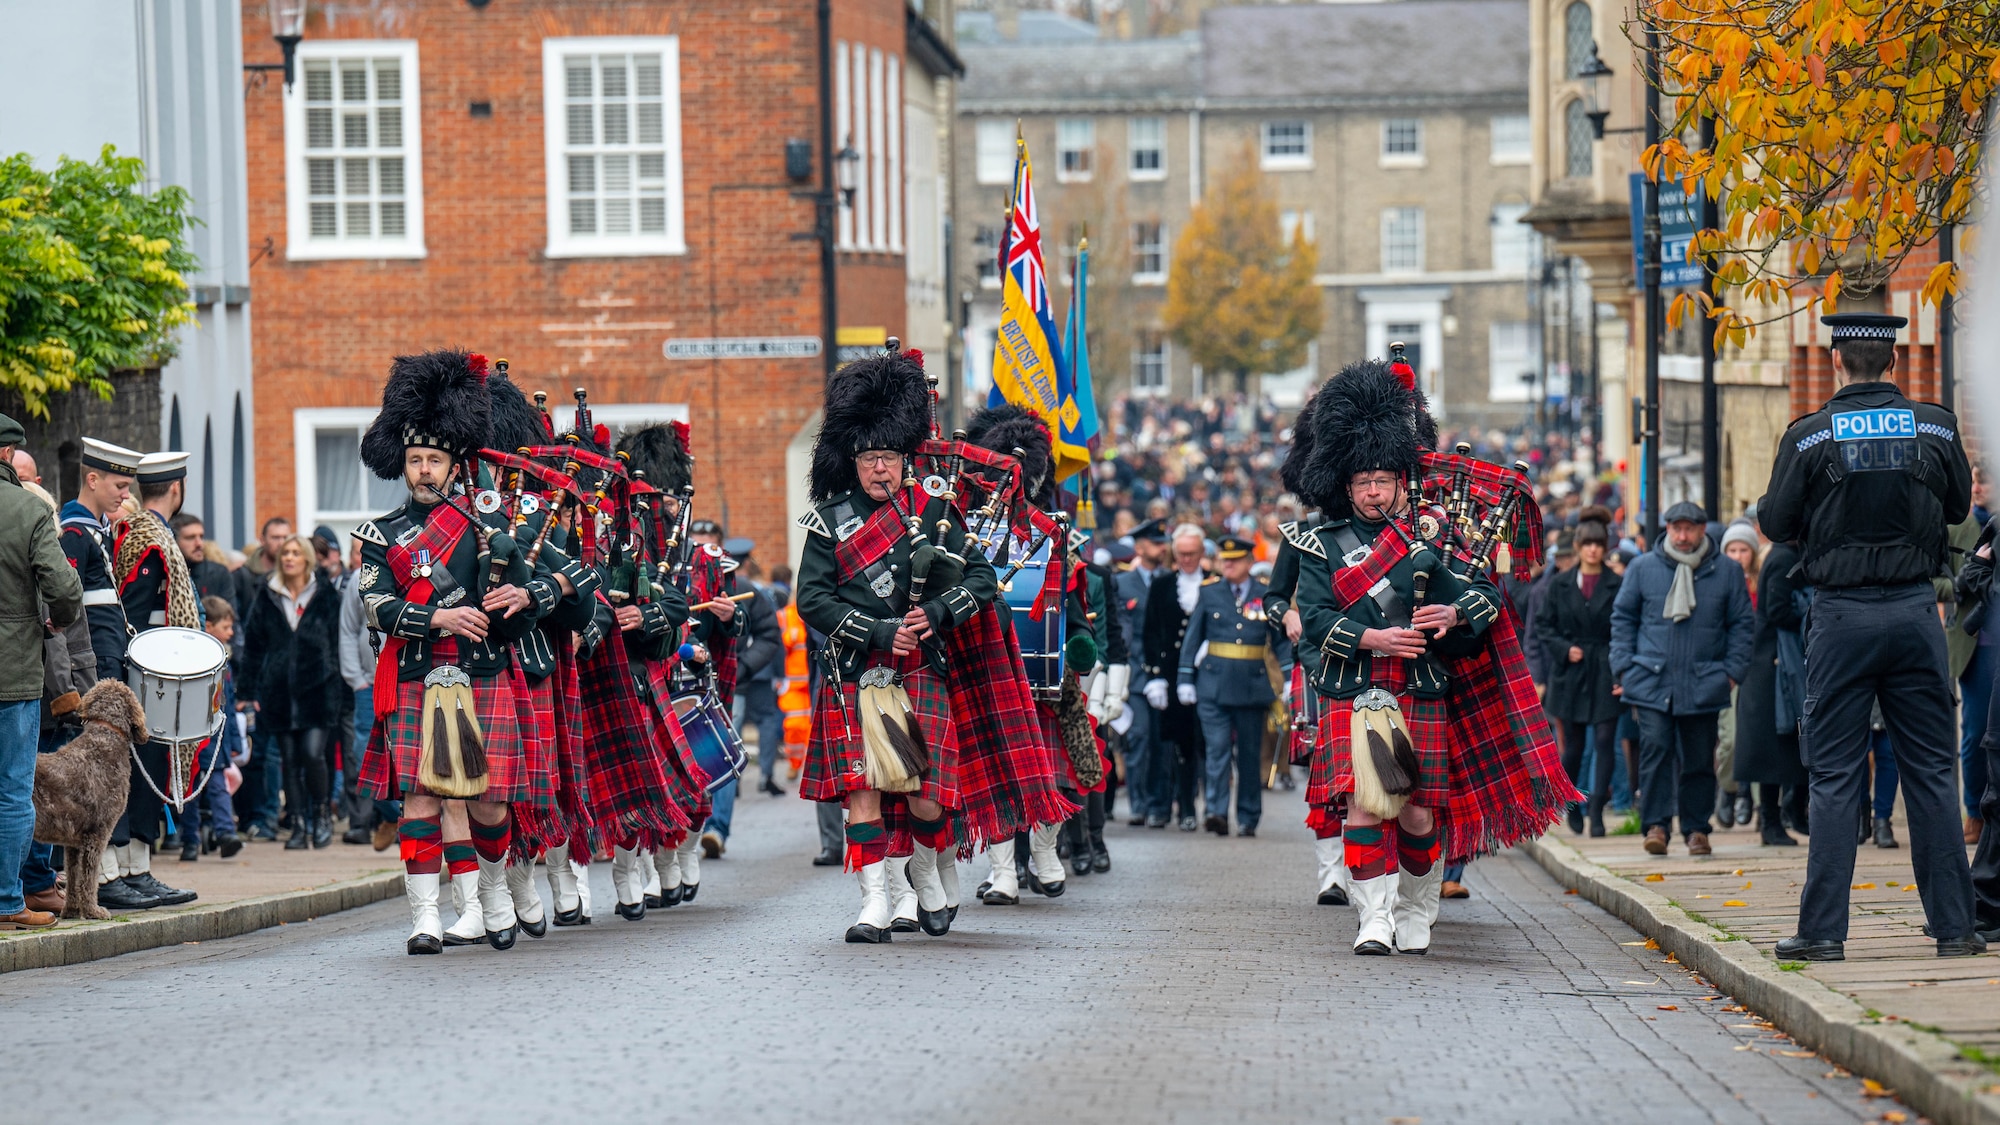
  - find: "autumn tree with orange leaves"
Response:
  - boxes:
[1642,0,1997,345]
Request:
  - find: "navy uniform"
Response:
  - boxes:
[59,438,141,684]
[1116,519,1170,826]
[1176,536,1290,836]
[1760,312,1982,960]
[1142,552,1206,829]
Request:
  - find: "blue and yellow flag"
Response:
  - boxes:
[989,141,1089,483]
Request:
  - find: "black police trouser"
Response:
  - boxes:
[1798,583,1974,942]
[1633,708,1719,838]
[1969,659,2000,935]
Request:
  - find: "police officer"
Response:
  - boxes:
[1177,535,1289,837]
[1760,311,1983,961]
[1117,518,1170,826]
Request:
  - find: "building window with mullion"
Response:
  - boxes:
[542,37,686,257]
[284,41,425,259]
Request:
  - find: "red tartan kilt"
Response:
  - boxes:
[802,667,959,807]
[1287,663,1314,766]
[1307,693,1449,808]
[361,672,548,804]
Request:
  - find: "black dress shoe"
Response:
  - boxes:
[1069,857,1090,878]
[1127,815,1148,827]
[681,882,699,903]
[180,840,200,862]
[1937,935,1988,958]
[518,913,548,939]
[614,900,646,921]
[342,826,372,846]
[1774,935,1844,961]
[947,904,959,924]
[1761,822,1799,847]
[125,873,196,906]
[1567,805,1586,835]
[1873,817,1899,848]
[644,893,666,909]
[662,885,685,906]
[845,922,891,943]
[1147,815,1168,829]
[1237,825,1256,838]
[407,934,443,955]
[918,905,951,936]
[1090,844,1110,873]
[95,879,162,910]
[812,850,842,867]
[1204,815,1228,836]
[1317,887,1349,906]
[981,887,1018,905]
[215,832,244,858]
[975,879,992,898]
[553,904,591,926]
[1977,924,2000,944]
[486,925,518,951]
[1354,940,1393,956]
[1024,871,1065,898]
[890,916,919,933]
[442,931,486,947]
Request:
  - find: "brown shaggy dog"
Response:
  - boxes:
[34,680,151,919]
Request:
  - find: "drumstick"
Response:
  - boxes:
[691,590,758,612]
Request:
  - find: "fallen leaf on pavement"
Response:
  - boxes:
[1722,1005,1747,1012]
[1861,1079,1891,1097]
[1665,953,1680,963]
[1620,940,1648,946]
[1724,900,1749,907]
[1645,938,1661,950]
[1880,1112,1908,1123]
[1735,1044,1755,1051]
[1699,995,1720,1001]
[1565,888,1578,895]
[1777,1049,1815,1057]
[1853,883,1876,890]
[1697,894,1712,899]
[1742,880,1753,889]
[1658,1004,1679,1011]
[1645,873,1666,882]
[1903,885,1917,892]
[1732,868,1744,876]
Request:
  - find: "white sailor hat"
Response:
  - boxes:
[80,437,143,476]
[135,450,189,486]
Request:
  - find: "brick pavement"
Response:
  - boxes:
[1555,810,2000,1090]
[0,785,1900,1124]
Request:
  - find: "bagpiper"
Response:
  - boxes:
[795,349,1002,943]
[355,350,542,955]
[1294,355,1574,955]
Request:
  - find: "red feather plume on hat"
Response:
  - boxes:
[1389,355,1417,391]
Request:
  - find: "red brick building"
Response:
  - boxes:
[243,0,949,561]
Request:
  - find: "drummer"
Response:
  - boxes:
[108,450,200,909]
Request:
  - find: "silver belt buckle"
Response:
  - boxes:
[857,666,902,689]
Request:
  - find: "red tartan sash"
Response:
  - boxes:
[1329,524,1411,608]
[373,501,475,718]
[830,491,913,582]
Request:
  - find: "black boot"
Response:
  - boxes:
[284,790,310,849]
[312,805,333,849]
[1587,794,1607,838]
[180,836,200,862]
[1089,826,1110,873]
[1064,816,1089,876]
[1874,816,1899,848]
[1761,818,1798,846]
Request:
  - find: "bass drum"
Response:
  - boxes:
[1003,534,1066,702]
[672,689,748,793]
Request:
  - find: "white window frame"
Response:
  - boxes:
[283,40,425,260]
[975,119,1014,185]
[1488,321,1539,403]
[1132,335,1170,397]
[1380,117,1424,168]
[1131,220,1166,285]
[1490,202,1532,275]
[1279,209,1315,245]
[1260,120,1311,170]
[541,36,688,259]
[1381,206,1425,274]
[1056,118,1095,182]
[1490,113,1531,165]
[1128,116,1165,181]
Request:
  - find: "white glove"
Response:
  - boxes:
[1144,678,1168,711]
[1177,683,1198,707]
[1085,667,1111,724]
[1105,663,1132,722]
[1281,679,1293,706]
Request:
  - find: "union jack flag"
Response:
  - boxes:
[1004,148,1048,315]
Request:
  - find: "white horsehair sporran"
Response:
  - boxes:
[1348,686,1421,819]
[417,665,490,798]
[855,666,928,793]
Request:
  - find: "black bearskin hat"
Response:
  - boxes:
[361,350,491,480]
[809,350,933,502]
[1280,387,1322,508]
[486,371,551,455]
[1299,357,1429,521]
[617,421,694,494]
[965,402,1055,508]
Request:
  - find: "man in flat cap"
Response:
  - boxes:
[1761,311,1982,962]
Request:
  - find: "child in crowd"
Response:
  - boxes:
[186,595,245,860]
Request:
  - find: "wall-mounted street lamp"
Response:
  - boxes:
[246,0,308,91]
[1578,41,1617,139]
[835,137,862,208]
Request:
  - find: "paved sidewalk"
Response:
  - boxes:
[1529,814,2000,1124]
[0,836,400,972]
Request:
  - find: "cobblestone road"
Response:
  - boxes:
[6,788,1897,1124]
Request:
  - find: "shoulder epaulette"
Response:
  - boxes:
[1200,575,1220,586]
[353,520,388,547]
[796,508,831,537]
[1283,521,1326,558]
[1068,528,1092,555]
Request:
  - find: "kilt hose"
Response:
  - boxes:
[360,666,551,806]
[801,661,960,810]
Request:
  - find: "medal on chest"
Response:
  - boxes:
[413,548,434,580]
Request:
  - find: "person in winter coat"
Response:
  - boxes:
[1611,501,1756,857]
[1734,541,1809,846]
[240,534,346,850]
[1538,511,1624,836]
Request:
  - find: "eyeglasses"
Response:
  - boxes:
[1350,475,1400,490]
[856,452,904,468]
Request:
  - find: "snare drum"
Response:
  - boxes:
[672,689,748,793]
[1003,535,1066,701]
[125,627,228,747]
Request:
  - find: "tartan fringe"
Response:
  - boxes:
[1442,775,1580,862]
